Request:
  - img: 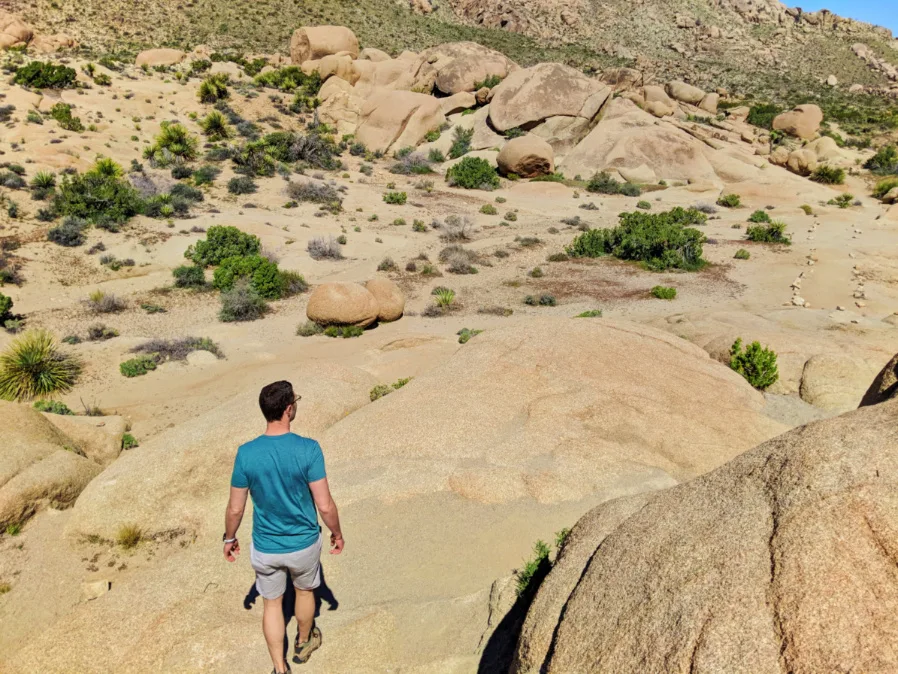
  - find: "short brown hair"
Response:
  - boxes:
[259,381,294,422]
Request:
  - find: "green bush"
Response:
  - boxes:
[369,377,411,401]
[566,208,707,271]
[227,176,257,194]
[863,145,898,175]
[480,203,497,215]
[717,193,741,208]
[48,217,88,247]
[119,355,158,378]
[650,285,677,300]
[747,210,771,223]
[0,330,81,401]
[457,328,483,344]
[474,74,503,89]
[873,177,898,200]
[447,157,500,190]
[448,127,474,159]
[143,122,200,166]
[193,165,221,185]
[121,433,139,450]
[746,221,791,244]
[734,249,751,260]
[827,193,854,209]
[383,191,407,205]
[296,321,324,337]
[746,103,782,130]
[524,295,556,306]
[186,225,260,266]
[323,325,364,338]
[50,103,84,132]
[198,74,230,103]
[514,539,551,599]
[585,172,641,196]
[33,400,74,415]
[636,200,651,210]
[810,165,845,185]
[13,61,77,89]
[53,163,142,225]
[729,338,778,390]
[575,309,603,318]
[218,280,268,322]
[0,293,12,323]
[199,110,232,141]
[254,66,322,97]
[212,255,286,299]
[428,148,445,163]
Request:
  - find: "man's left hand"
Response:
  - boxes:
[223,539,240,562]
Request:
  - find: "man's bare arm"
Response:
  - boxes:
[223,486,248,561]
[309,478,343,554]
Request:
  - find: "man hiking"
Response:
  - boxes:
[223,380,344,673]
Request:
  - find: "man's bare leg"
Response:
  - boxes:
[262,596,289,673]
[294,589,315,643]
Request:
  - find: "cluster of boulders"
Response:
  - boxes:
[306,279,406,328]
[0,10,75,52]
[851,43,898,82]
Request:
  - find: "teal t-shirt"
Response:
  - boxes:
[230,433,327,554]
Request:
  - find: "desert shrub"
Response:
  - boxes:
[746,221,791,244]
[439,214,473,241]
[30,171,57,200]
[827,193,854,209]
[651,285,677,300]
[566,207,707,271]
[287,181,342,210]
[212,255,285,299]
[219,280,268,322]
[428,148,446,163]
[746,103,782,130]
[171,165,193,180]
[390,152,433,175]
[323,325,364,338]
[121,433,139,450]
[810,165,845,185]
[369,377,412,401]
[0,293,12,323]
[585,172,641,196]
[193,165,221,186]
[143,122,200,167]
[636,200,651,210]
[13,61,77,89]
[446,157,499,190]
[33,400,74,415]
[433,287,456,308]
[448,127,474,159]
[457,328,482,344]
[85,290,126,314]
[285,132,342,171]
[383,191,408,205]
[296,321,324,337]
[48,216,87,247]
[575,309,603,318]
[377,257,397,272]
[524,295,556,306]
[307,236,343,260]
[198,74,230,103]
[199,110,232,141]
[864,145,898,175]
[49,103,84,132]
[227,176,257,195]
[529,267,544,278]
[0,171,26,189]
[693,202,718,215]
[170,183,203,203]
[116,524,143,549]
[412,220,427,232]
[186,225,260,266]
[474,74,503,89]
[53,164,142,225]
[254,66,322,97]
[515,539,551,598]
[729,338,778,390]
[440,246,478,274]
[734,249,751,260]
[480,204,497,215]
[872,176,898,201]
[747,210,771,223]
[0,330,81,401]
[87,324,119,341]
[716,193,741,208]
[131,337,222,362]
[280,271,308,296]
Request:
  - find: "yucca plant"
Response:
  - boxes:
[145,122,199,167]
[90,157,124,178]
[434,287,456,308]
[30,171,56,190]
[199,110,232,141]
[198,74,230,104]
[0,329,82,401]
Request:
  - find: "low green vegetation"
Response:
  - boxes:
[33,400,74,415]
[13,61,77,89]
[116,524,143,549]
[52,160,143,227]
[219,280,269,322]
[323,325,364,338]
[383,191,407,205]
[144,122,200,167]
[186,225,260,266]
[828,193,854,209]
[524,295,556,306]
[586,172,641,197]
[448,127,474,159]
[446,157,500,190]
[121,433,139,450]
[369,377,412,401]
[197,73,230,104]
[0,330,81,401]
[119,355,158,378]
[746,221,791,244]
[810,165,845,185]
[863,145,898,175]
[566,207,707,271]
[716,193,741,208]
[515,529,570,599]
[650,285,677,300]
[575,309,603,318]
[734,249,751,260]
[747,210,771,223]
[746,103,782,130]
[457,328,482,344]
[874,177,898,200]
[173,264,206,288]
[729,338,778,390]
[480,204,497,215]
[50,103,84,132]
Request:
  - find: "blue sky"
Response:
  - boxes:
[798,1,897,35]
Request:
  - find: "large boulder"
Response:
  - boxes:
[786,148,818,176]
[0,402,100,527]
[355,89,446,153]
[420,42,517,95]
[306,282,379,328]
[529,116,592,157]
[135,49,185,67]
[641,85,677,117]
[352,57,436,96]
[665,80,706,105]
[0,11,33,49]
[799,353,884,412]
[488,63,611,132]
[515,399,898,673]
[42,414,128,467]
[560,98,719,185]
[365,279,405,322]
[773,103,823,140]
[860,352,898,407]
[316,77,364,135]
[321,318,785,506]
[289,25,359,65]
[497,135,555,178]
[301,53,358,85]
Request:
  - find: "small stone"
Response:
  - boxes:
[856,301,867,308]
[836,306,846,311]
[81,580,111,602]
[792,296,806,307]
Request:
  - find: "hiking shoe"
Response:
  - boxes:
[293,625,322,664]
[271,668,291,674]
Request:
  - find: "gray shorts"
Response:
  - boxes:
[250,535,322,599]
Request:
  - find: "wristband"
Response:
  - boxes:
[223,536,237,544]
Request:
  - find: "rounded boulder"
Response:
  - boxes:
[135,48,186,67]
[365,279,406,322]
[773,104,823,140]
[497,135,555,178]
[290,25,359,65]
[306,282,379,328]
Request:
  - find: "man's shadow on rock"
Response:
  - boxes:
[243,565,339,620]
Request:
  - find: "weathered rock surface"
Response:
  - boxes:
[289,25,359,65]
[496,135,554,178]
[365,279,406,322]
[515,399,898,673]
[665,80,706,105]
[135,49,185,67]
[306,282,380,328]
[860,352,898,406]
[773,103,823,140]
[42,414,128,467]
[799,353,883,412]
[355,89,446,153]
[421,42,517,95]
[488,63,610,132]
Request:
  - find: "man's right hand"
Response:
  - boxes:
[330,533,344,555]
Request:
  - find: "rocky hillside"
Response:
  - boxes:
[6,0,898,104]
